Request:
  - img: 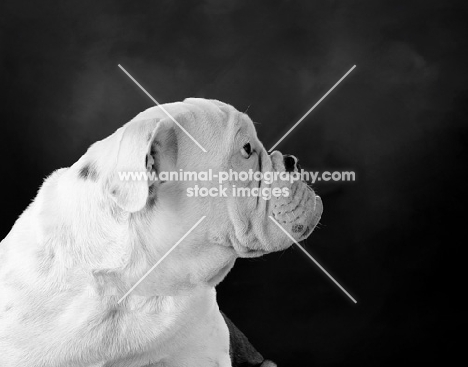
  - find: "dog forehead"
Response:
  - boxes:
[131,99,252,142]
[185,99,255,133]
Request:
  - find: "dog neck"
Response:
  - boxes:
[30,165,236,305]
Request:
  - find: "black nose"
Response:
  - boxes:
[283,154,298,172]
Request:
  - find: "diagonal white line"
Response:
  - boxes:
[118,64,207,153]
[117,216,206,304]
[268,65,356,152]
[268,216,357,303]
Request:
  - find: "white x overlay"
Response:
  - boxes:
[117,63,357,304]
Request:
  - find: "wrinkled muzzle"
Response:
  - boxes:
[233,150,323,257]
[272,180,323,241]
[269,151,323,246]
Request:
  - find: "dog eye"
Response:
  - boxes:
[241,143,252,158]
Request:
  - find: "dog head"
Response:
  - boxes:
[75,98,322,294]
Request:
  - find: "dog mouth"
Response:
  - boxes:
[289,196,321,237]
[269,181,322,242]
[229,181,323,258]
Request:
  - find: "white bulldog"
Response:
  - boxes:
[0,98,322,366]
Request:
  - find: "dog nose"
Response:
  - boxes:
[283,155,298,172]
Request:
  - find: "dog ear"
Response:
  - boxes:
[107,118,177,212]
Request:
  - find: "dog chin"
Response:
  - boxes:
[233,244,270,258]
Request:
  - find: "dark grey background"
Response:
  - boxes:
[1,0,467,365]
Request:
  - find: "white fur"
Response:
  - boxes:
[0,98,322,366]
